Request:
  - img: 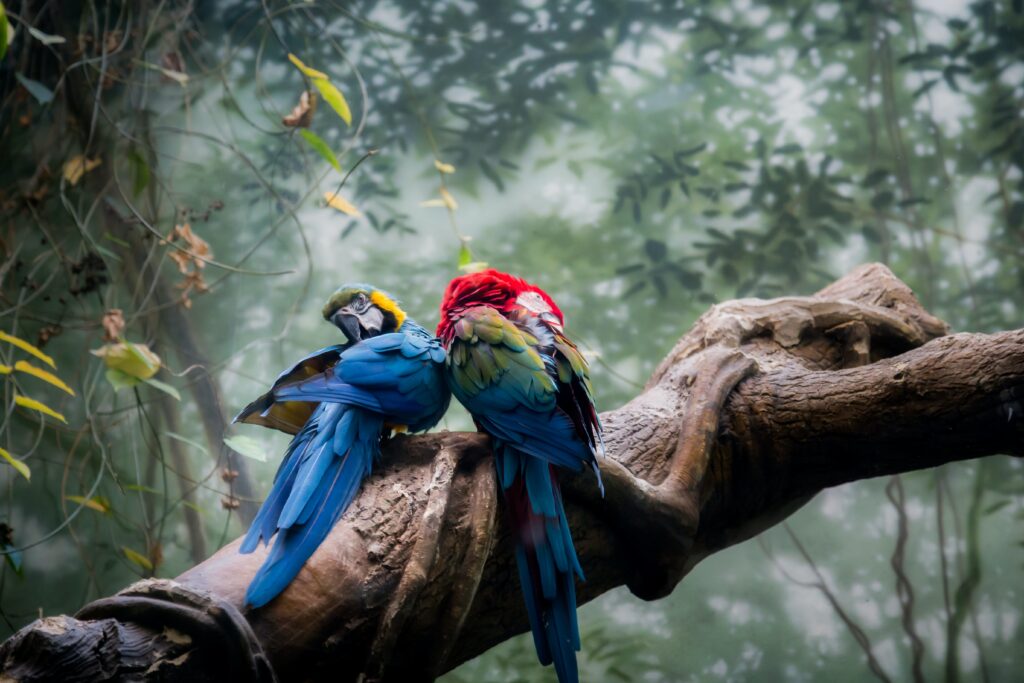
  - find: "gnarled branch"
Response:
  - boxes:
[2,264,1021,682]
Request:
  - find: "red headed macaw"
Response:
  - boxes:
[234,284,450,608]
[437,269,602,683]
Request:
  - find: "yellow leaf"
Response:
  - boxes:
[324,192,361,217]
[419,198,447,208]
[122,546,154,571]
[311,77,352,126]
[14,361,75,396]
[66,495,110,514]
[62,155,102,186]
[14,395,66,423]
[0,364,10,374]
[287,53,328,80]
[434,159,456,174]
[0,330,55,368]
[440,187,459,210]
[0,447,30,482]
[90,342,161,380]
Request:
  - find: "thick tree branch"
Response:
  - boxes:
[2,264,1021,682]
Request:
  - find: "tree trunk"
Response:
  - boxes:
[1,264,1021,682]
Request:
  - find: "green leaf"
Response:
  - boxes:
[458,242,472,268]
[0,447,30,482]
[312,77,352,126]
[143,376,180,401]
[127,147,150,197]
[105,367,141,391]
[298,129,341,171]
[26,25,65,45]
[122,546,153,571]
[165,432,209,456]
[224,435,267,462]
[0,2,9,61]
[15,73,54,104]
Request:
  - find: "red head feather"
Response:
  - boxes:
[437,269,564,340]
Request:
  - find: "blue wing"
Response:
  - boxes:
[270,332,450,431]
[233,344,349,435]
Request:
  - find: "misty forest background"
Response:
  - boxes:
[0,0,1022,680]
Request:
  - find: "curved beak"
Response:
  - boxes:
[330,305,385,343]
[331,310,364,343]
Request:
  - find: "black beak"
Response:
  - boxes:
[332,310,363,343]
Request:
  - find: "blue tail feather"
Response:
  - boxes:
[241,404,382,608]
[498,446,582,683]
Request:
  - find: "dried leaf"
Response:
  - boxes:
[14,360,75,396]
[66,495,111,514]
[439,187,459,210]
[282,90,316,128]
[299,129,341,171]
[101,309,125,342]
[434,159,456,174]
[14,394,66,423]
[62,155,102,186]
[324,191,361,216]
[419,198,447,208]
[287,53,328,80]
[0,447,30,482]
[0,330,56,367]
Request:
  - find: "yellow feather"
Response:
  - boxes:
[370,291,407,330]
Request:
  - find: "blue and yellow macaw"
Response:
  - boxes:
[437,269,602,683]
[234,284,450,608]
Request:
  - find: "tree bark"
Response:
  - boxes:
[1,264,1021,682]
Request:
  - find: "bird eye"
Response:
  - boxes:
[353,293,369,312]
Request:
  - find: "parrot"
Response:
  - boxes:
[233,283,450,608]
[437,269,602,683]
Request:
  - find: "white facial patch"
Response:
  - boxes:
[516,291,551,315]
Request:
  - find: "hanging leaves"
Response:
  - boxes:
[122,546,154,571]
[91,341,161,380]
[288,53,351,126]
[101,309,126,342]
[224,435,267,462]
[324,191,361,216]
[26,25,65,45]
[0,447,30,482]
[299,130,341,171]
[162,224,211,308]
[14,395,66,423]
[287,53,328,80]
[13,360,75,396]
[283,90,316,128]
[66,495,111,514]
[62,155,102,186]
[15,73,54,104]
[0,2,8,61]
[0,330,55,367]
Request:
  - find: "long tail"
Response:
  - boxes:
[496,443,583,683]
[240,402,382,608]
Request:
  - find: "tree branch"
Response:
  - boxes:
[1,264,1021,682]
